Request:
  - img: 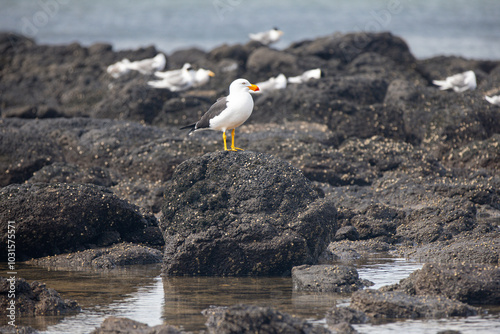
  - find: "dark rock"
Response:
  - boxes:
[167,47,208,69]
[384,263,500,305]
[202,304,332,334]
[334,226,360,241]
[90,316,183,334]
[28,162,117,187]
[325,240,394,262]
[246,47,300,78]
[0,183,157,260]
[0,117,185,216]
[160,151,337,276]
[326,306,369,325]
[27,243,163,270]
[208,41,261,65]
[383,77,500,152]
[444,135,500,173]
[0,277,80,316]
[292,264,373,293]
[90,80,176,123]
[0,326,38,334]
[416,55,496,85]
[0,32,35,54]
[286,32,416,66]
[0,119,65,186]
[398,229,500,264]
[350,289,478,319]
[327,322,358,334]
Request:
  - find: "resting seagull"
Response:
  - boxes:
[149,64,215,91]
[148,63,197,91]
[107,53,166,78]
[249,27,284,45]
[288,68,322,84]
[432,70,477,92]
[255,73,287,93]
[181,78,260,151]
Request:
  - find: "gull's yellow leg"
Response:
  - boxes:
[230,129,244,151]
[223,131,229,151]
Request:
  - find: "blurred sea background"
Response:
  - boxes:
[1,0,499,60]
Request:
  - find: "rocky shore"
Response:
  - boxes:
[0,30,499,332]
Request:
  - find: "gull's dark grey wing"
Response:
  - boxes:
[195,96,228,130]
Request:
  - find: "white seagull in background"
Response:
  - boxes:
[148,63,196,91]
[154,63,193,80]
[485,95,500,106]
[148,63,215,91]
[107,58,133,78]
[432,70,477,92]
[107,53,166,78]
[255,73,287,93]
[249,27,284,45]
[287,68,322,84]
[181,78,260,151]
[193,68,216,87]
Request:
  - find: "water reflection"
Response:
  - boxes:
[0,263,162,332]
[161,276,347,331]
[1,256,498,333]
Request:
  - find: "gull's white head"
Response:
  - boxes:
[229,78,260,94]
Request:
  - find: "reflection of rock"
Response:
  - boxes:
[0,277,80,316]
[160,151,337,276]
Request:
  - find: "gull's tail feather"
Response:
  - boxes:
[180,123,197,134]
[432,80,451,90]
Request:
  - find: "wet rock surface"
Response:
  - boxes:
[349,289,478,319]
[160,151,337,276]
[382,263,500,305]
[90,316,183,334]
[0,277,80,316]
[26,243,163,270]
[202,304,332,334]
[292,264,373,293]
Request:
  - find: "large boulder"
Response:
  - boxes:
[160,151,337,276]
[0,183,157,260]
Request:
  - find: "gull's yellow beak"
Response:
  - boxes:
[208,71,215,77]
[248,84,260,92]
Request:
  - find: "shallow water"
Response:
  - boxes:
[2,256,499,333]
